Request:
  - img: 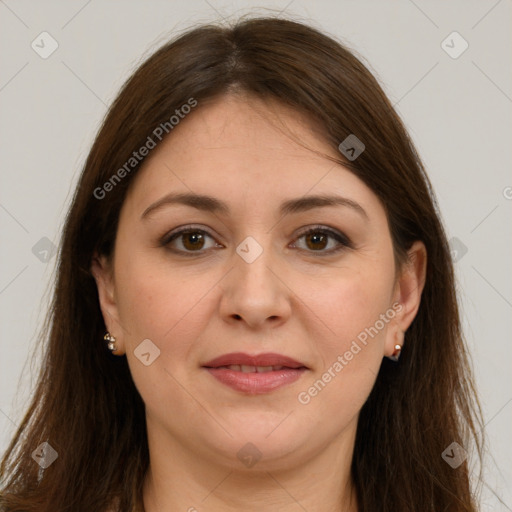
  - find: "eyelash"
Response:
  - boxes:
[160,224,353,257]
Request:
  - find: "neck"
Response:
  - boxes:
[142,419,359,512]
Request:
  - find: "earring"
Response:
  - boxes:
[387,344,402,362]
[104,332,117,352]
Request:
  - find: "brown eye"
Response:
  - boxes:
[293,227,352,255]
[162,225,350,257]
[163,227,220,254]
[180,231,206,251]
[304,232,328,251]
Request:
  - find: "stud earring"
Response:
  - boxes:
[104,332,117,352]
[387,344,402,362]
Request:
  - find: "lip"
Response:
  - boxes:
[202,352,308,395]
[202,352,307,369]
[204,367,307,394]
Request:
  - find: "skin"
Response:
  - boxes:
[92,93,426,512]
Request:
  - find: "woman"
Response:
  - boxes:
[0,16,483,511]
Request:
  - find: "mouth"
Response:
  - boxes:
[201,352,308,394]
[211,364,299,373]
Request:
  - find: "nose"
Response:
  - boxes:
[218,243,292,330]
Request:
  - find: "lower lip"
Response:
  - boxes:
[204,367,307,394]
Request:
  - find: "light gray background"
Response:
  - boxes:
[0,0,510,509]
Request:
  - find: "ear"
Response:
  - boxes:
[90,253,125,355]
[384,241,427,357]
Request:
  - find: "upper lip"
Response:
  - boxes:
[202,352,307,369]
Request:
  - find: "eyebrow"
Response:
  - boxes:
[140,192,368,220]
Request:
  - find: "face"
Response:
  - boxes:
[93,94,425,472]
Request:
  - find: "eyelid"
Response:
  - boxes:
[294,224,349,240]
[160,224,221,247]
[291,224,353,254]
[160,223,353,255]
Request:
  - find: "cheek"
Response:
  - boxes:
[113,253,217,409]
[114,251,219,355]
[293,264,394,413]
[297,352,380,439]
[297,276,390,424]
[303,265,395,350]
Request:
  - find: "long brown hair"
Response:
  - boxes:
[0,16,483,511]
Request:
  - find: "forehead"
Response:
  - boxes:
[173,94,331,156]
[124,94,383,219]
